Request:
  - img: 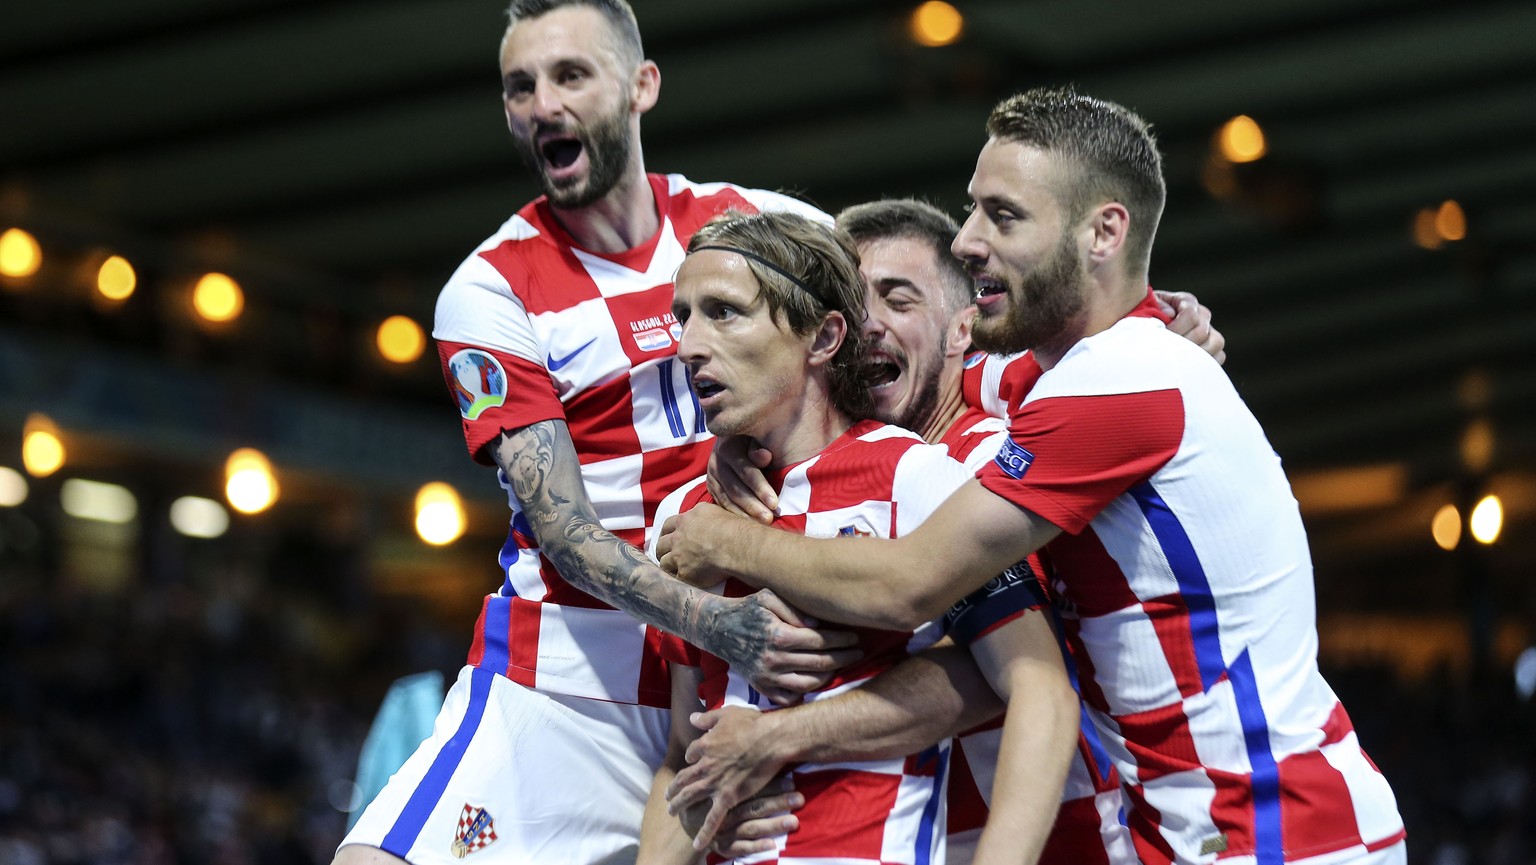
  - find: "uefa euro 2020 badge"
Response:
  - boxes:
[448,349,508,422]
[451,803,497,858]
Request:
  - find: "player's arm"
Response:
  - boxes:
[666,638,1001,849]
[493,420,858,700]
[660,479,1059,631]
[964,609,1079,865]
[639,664,709,865]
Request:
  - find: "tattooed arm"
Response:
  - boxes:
[492,420,857,701]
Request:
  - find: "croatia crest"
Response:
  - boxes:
[451,803,498,858]
[448,349,508,421]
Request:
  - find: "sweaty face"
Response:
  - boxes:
[859,237,955,432]
[954,139,1087,355]
[673,252,813,441]
[500,7,637,209]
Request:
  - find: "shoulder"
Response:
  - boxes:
[1031,317,1217,401]
[660,174,832,225]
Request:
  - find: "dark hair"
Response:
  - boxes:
[987,85,1166,275]
[504,0,643,67]
[687,211,874,420]
[836,198,972,313]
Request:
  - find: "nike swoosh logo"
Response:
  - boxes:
[547,338,597,371]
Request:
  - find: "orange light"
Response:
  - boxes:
[96,255,137,301]
[0,228,42,278]
[21,413,65,477]
[910,1,964,47]
[1411,208,1443,250]
[1435,200,1466,242]
[193,272,244,322]
[1217,116,1266,164]
[1431,503,1461,551]
[1460,419,1494,474]
[377,315,426,364]
[224,448,278,514]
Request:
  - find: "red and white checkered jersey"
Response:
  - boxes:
[654,420,973,865]
[937,407,1134,865]
[433,173,829,708]
[961,350,1043,419]
[977,291,1405,864]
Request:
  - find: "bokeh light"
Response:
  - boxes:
[0,227,42,278]
[1217,115,1267,163]
[225,448,278,514]
[194,272,244,322]
[415,482,466,546]
[377,315,426,364]
[909,1,963,47]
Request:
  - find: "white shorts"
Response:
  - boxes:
[340,665,669,864]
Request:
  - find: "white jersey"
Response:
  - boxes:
[433,173,827,708]
[977,292,1405,864]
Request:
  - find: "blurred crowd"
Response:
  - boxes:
[0,527,1530,864]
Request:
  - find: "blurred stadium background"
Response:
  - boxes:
[1,1,1532,862]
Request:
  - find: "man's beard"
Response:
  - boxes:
[882,341,946,433]
[510,102,633,210]
[971,230,1085,355]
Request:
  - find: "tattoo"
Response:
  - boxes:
[493,421,777,679]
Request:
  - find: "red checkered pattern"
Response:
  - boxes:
[976,293,1404,863]
[960,349,1043,420]
[434,174,829,707]
[935,409,1133,865]
[657,421,973,864]
[453,804,497,855]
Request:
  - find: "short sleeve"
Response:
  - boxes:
[978,390,1184,534]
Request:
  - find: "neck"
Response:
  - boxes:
[1034,272,1147,371]
[917,366,968,444]
[757,386,853,470]
[546,160,658,254]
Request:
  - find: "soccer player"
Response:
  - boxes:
[661,87,1407,865]
[335,3,857,863]
[638,210,1080,865]
[668,199,1169,865]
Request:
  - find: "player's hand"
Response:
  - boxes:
[707,436,777,524]
[685,768,804,854]
[1155,289,1226,365]
[704,589,861,705]
[669,707,786,815]
[657,502,737,587]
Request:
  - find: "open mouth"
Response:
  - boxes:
[972,274,1008,300]
[864,350,902,389]
[691,376,725,400]
[540,137,583,170]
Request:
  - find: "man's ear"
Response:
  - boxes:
[631,60,660,114]
[808,313,848,367]
[945,305,975,359]
[1085,201,1130,266]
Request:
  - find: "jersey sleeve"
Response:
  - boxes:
[433,251,565,465]
[944,557,1050,647]
[977,390,1184,534]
